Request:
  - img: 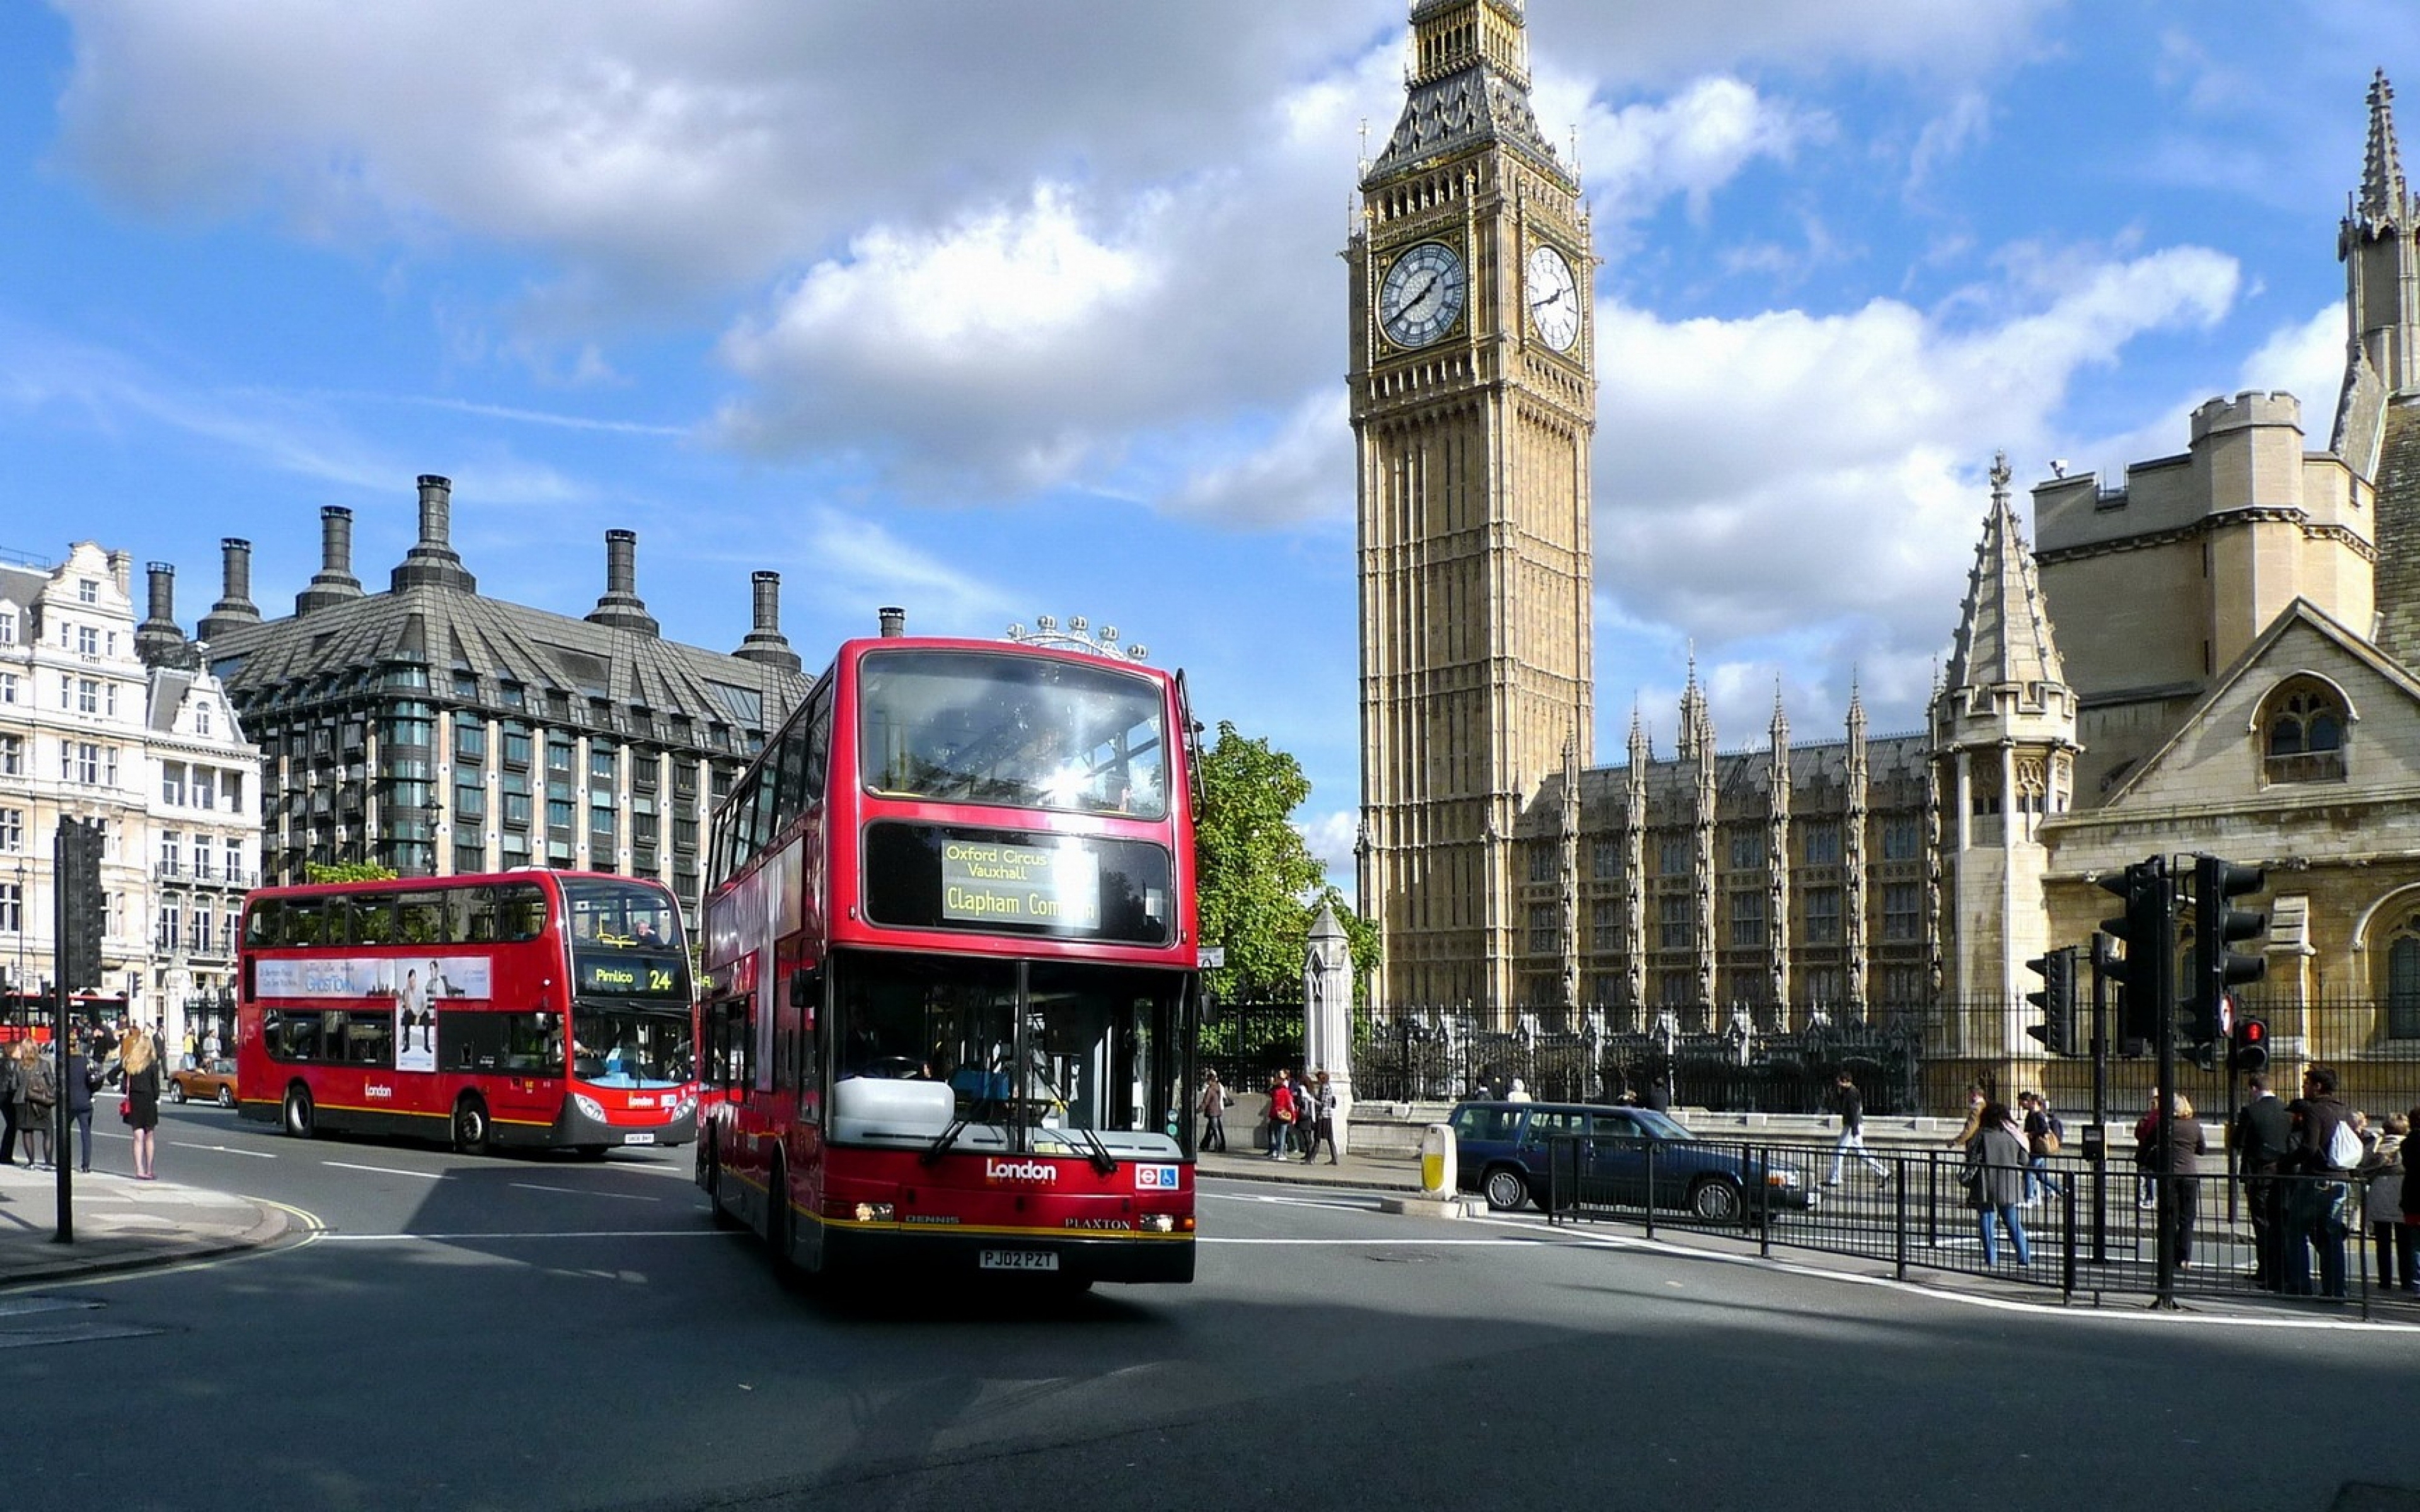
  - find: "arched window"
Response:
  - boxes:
[2385,914,2420,1040]
[2261,680,2349,784]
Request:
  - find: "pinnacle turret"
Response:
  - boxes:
[2360,69,2412,228]
[1944,452,2065,695]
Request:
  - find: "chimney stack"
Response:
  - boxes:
[584,529,660,636]
[196,537,263,643]
[135,561,190,667]
[390,473,477,592]
[734,570,802,672]
[879,606,907,638]
[107,549,134,603]
[296,505,367,616]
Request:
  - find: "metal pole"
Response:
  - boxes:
[51,823,72,1244]
[2152,857,2176,1310]
[2091,931,2110,1266]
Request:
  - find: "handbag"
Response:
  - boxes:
[118,1096,132,1123]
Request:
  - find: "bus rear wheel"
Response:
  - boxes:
[452,1097,492,1156]
[282,1085,314,1139]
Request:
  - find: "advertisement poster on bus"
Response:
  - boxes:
[253,956,492,1074]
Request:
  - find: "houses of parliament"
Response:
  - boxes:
[1351,0,2420,1078]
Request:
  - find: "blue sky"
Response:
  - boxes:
[3,1,2416,881]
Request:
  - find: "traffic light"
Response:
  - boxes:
[2230,1016,2269,1075]
[2188,854,2266,1058]
[56,818,107,992]
[2024,946,2078,1056]
[2097,859,2170,1052]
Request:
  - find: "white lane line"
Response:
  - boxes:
[173,1142,276,1159]
[509,1183,660,1203]
[1202,1236,1547,1246]
[321,1160,446,1181]
[313,1230,728,1242]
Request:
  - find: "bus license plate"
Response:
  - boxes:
[979,1249,1059,1272]
[621,1131,657,1145]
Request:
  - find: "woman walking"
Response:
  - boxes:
[121,1027,161,1179]
[1964,1100,2031,1267]
[2150,1090,2208,1269]
[1197,1070,1228,1153]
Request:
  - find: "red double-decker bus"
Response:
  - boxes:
[697,626,1201,1288]
[236,871,699,1154]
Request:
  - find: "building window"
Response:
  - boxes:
[76,578,98,604]
[0,809,19,852]
[1528,845,1555,883]
[1591,838,1620,878]
[195,701,212,735]
[455,782,485,820]
[0,883,17,934]
[1804,886,1841,944]
[224,839,243,884]
[456,723,486,761]
[1657,894,1693,951]
[0,609,13,644]
[1,735,21,776]
[1882,883,1921,941]
[0,672,14,705]
[2384,914,2420,1040]
[193,844,213,880]
[158,898,181,951]
[1729,832,1763,870]
[160,832,182,875]
[1802,822,1840,865]
[195,770,217,810]
[76,626,98,655]
[2262,680,2349,784]
[1592,898,1618,951]
[1881,817,1922,861]
[1729,890,1766,948]
[1657,835,1690,875]
[1528,903,1557,954]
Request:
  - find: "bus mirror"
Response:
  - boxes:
[790,968,821,1009]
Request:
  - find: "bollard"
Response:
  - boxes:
[1419,1122,1457,1200]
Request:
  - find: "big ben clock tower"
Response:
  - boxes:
[1350,0,1596,1012]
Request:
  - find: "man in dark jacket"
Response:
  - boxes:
[64,1033,100,1174]
[0,1044,18,1166]
[2283,1065,2354,1297]
[2231,1074,2293,1290]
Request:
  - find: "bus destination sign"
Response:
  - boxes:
[940,840,1100,931]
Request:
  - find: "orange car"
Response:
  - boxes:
[169,1055,239,1108]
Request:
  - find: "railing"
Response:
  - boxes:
[1343,997,2420,1120]
[1526,1131,2412,1317]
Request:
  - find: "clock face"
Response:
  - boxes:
[1526,244,1580,352]
[1378,242,1466,349]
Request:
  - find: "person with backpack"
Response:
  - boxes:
[1265,1070,1296,1160]
[0,1041,20,1166]
[19,1041,57,1171]
[2360,1113,2410,1293]
[2282,1064,2356,1298]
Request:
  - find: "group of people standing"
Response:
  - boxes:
[0,1026,161,1177]
[2230,1065,2414,1297]
[1192,1068,1340,1164]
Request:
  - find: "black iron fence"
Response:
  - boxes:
[1527,1131,2417,1316]
[1320,997,2420,1120]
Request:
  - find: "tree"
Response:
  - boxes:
[1193,721,1380,1001]
[303,861,400,884]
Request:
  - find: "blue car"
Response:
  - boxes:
[1446,1100,1816,1224]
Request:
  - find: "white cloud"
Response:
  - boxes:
[1581,76,1821,222]
[1298,808,1361,887]
[793,506,1021,638]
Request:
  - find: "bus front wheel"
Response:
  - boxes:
[452,1097,492,1157]
[282,1085,314,1139]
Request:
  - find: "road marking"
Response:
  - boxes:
[321,1160,446,1181]
[1202,1236,1546,1246]
[173,1142,276,1159]
[510,1183,660,1202]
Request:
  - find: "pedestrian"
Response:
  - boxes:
[1639,1079,1670,1113]
[2281,1064,2354,1298]
[0,1039,20,1166]
[2019,1091,2066,1203]
[1303,1070,1339,1165]
[20,1041,57,1170]
[1295,1067,1320,1155]
[1265,1070,1295,1160]
[2132,1089,2162,1209]
[1963,1099,2031,1266]
[1947,1083,1986,1150]
[2148,1089,2208,1269]
[1823,1070,1889,1186]
[1198,1070,1228,1154]
[2401,1104,2420,1297]
[122,1028,161,1181]
[180,1026,198,1071]
[1505,1077,1533,1104]
[2232,1073,2293,1290]
[2360,1113,2410,1293]
[64,1033,99,1173]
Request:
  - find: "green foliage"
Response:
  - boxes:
[304,861,400,885]
[1192,720,1381,1001]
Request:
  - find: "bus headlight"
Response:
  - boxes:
[671,1094,698,1120]
[572,1094,606,1122]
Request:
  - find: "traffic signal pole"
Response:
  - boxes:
[2089,931,2114,1266]
[2148,857,2176,1310]
[50,822,76,1242]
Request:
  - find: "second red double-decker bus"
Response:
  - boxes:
[698,622,1201,1288]
[236,870,700,1154]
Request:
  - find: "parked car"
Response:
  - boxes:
[1446,1099,1814,1224]
[169,1055,241,1108]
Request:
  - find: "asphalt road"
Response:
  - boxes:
[6,1104,2417,1512]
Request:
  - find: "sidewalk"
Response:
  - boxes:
[1199,1143,1425,1192]
[0,1157,294,1286]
